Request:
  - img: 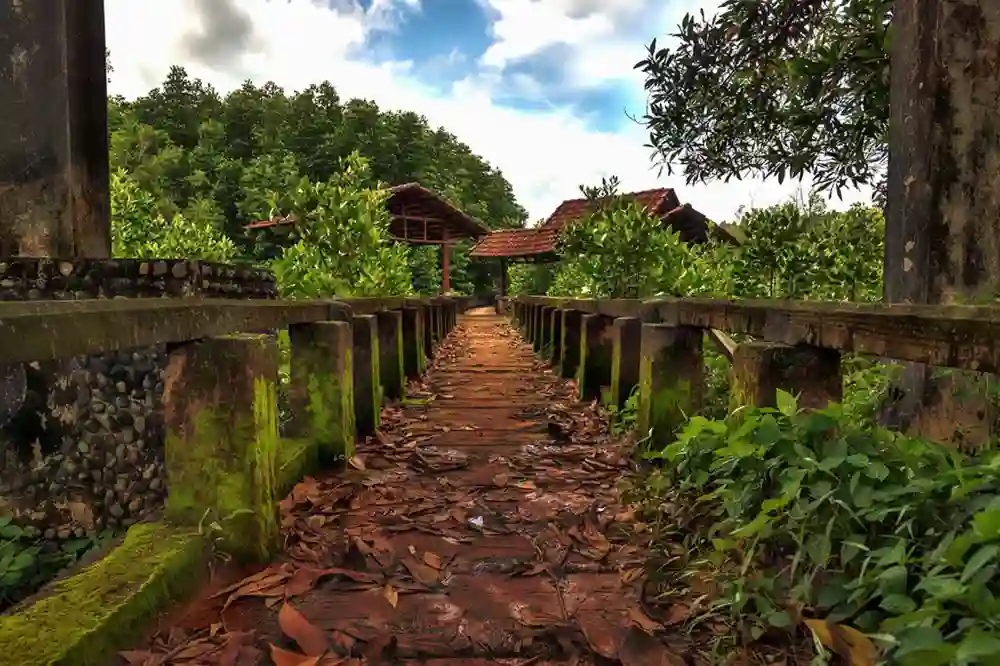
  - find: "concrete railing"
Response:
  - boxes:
[0,294,478,666]
[512,295,1000,447]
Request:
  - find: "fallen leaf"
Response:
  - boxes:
[628,606,664,634]
[803,619,878,666]
[423,551,443,569]
[270,644,320,666]
[329,629,357,654]
[401,556,440,586]
[618,626,686,666]
[278,602,329,656]
[348,456,366,471]
[383,584,399,608]
[578,613,619,659]
[662,603,691,626]
[493,473,510,487]
[307,515,327,530]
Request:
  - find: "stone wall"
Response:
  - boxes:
[0,259,276,540]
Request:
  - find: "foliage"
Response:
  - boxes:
[644,391,1000,665]
[508,263,557,297]
[0,516,116,611]
[110,169,237,262]
[636,0,891,199]
[108,64,527,294]
[269,153,412,299]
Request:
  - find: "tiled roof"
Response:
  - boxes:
[540,188,680,231]
[468,228,559,258]
[242,183,489,241]
[470,188,682,258]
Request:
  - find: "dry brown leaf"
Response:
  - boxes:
[493,473,510,487]
[803,619,878,666]
[577,613,620,659]
[628,606,664,634]
[278,602,329,657]
[401,556,440,586]
[270,644,321,666]
[618,626,686,666]
[383,584,399,608]
[620,568,644,584]
[662,603,691,626]
[348,456,366,471]
[423,551,443,569]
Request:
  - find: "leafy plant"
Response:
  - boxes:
[0,516,117,611]
[644,390,1000,665]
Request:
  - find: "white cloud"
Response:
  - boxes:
[104,0,872,225]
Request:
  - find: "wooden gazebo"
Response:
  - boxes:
[244,182,490,293]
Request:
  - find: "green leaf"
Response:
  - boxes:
[961,544,999,583]
[879,593,916,615]
[775,389,797,416]
[767,611,792,628]
[956,630,1000,661]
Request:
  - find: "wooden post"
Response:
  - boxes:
[441,230,451,294]
[0,0,111,258]
[499,259,508,297]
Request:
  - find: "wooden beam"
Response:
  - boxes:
[0,0,110,258]
[441,225,451,294]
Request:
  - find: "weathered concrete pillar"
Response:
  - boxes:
[0,0,111,258]
[610,317,642,409]
[423,304,435,360]
[163,334,280,563]
[287,321,355,469]
[549,308,563,367]
[638,324,703,448]
[577,314,613,402]
[376,309,405,401]
[731,342,842,411]
[402,306,426,379]
[539,306,554,356]
[525,303,536,341]
[560,309,583,379]
[352,315,381,436]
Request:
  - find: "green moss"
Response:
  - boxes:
[165,372,281,563]
[0,522,205,666]
[304,359,355,464]
[276,437,316,496]
[638,347,699,448]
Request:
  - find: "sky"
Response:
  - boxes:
[104,0,874,225]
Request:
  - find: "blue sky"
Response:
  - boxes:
[104,0,873,223]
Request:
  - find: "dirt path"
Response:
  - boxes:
[121,310,687,666]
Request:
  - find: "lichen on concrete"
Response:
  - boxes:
[163,334,281,563]
[0,522,205,666]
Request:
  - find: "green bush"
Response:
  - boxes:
[645,391,1000,665]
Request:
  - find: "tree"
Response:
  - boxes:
[636,0,891,199]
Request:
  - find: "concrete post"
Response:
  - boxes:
[163,334,280,563]
[402,306,426,379]
[638,324,703,449]
[549,307,563,367]
[731,342,842,411]
[610,317,642,409]
[577,314,613,402]
[352,315,381,436]
[376,309,405,401]
[559,309,583,379]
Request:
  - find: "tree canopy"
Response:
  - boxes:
[108,64,527,295]
[635,0,891,200]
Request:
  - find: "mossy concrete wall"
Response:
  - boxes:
[162,333,280,564]
[730,342,842,411]
[610,316,642,409]
[576,314,613,403]
[352,315,381,437]
[638,323,703,448]
[0,522,205,666]
[286,320,355,468]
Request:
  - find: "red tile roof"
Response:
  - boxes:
[540,188,680,231]
[468,228,559,258]
[470,188,684,258]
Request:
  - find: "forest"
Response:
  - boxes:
[107,64,528,297]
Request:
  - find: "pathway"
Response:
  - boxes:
[121,310,686,666]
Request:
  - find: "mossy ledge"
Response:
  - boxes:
[0,522,206,666]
